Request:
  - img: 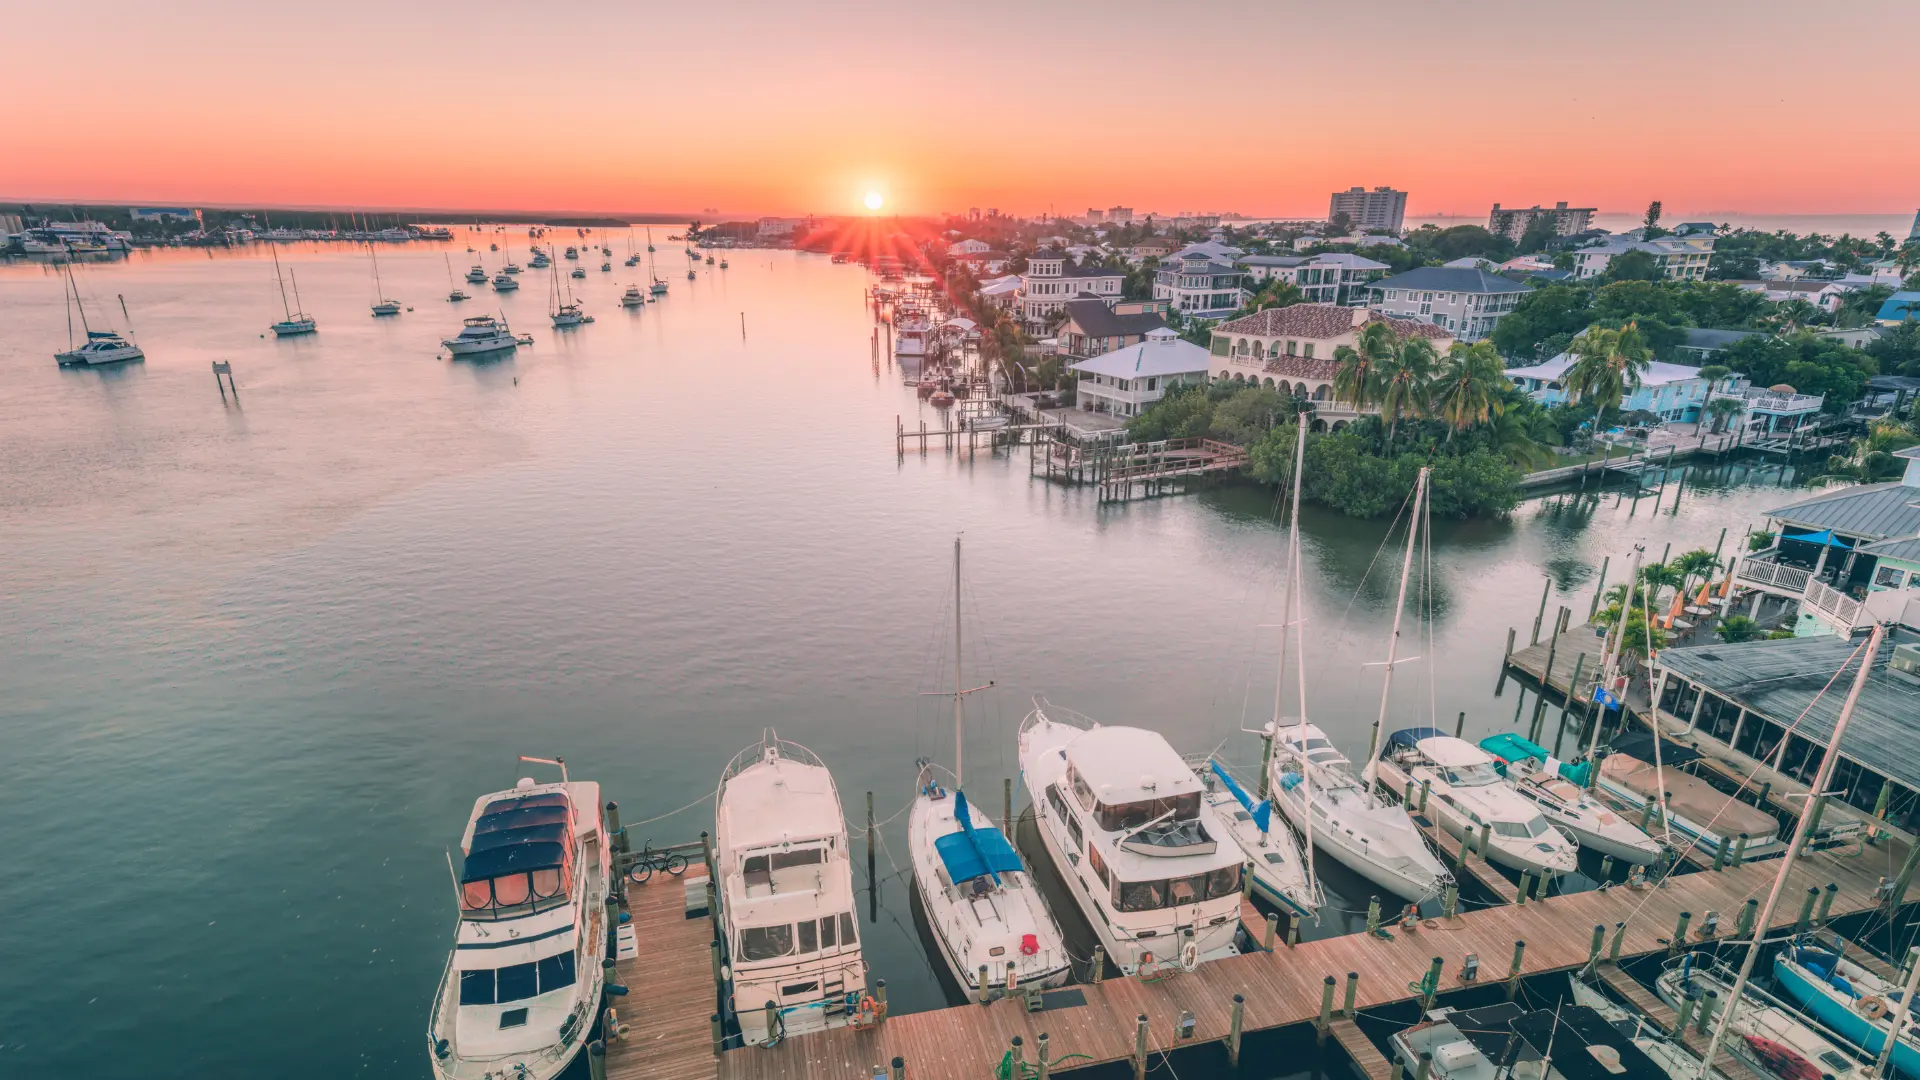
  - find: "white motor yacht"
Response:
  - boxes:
[1480,735,1660,865]
[895,313,929,360]
[906,539,1070,998]
[715,732,867,1047]
[425,760,609,1080]
[1270,724,1450,902]
[466,265,489,284]
[563,246,578,260]
[1019,702,1245,978]
[620,285,645,308]
[1373,729,1579,877]
[492,271,519,291]
[443,315,520,357]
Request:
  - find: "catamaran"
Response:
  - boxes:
[425,757,610,1080]
[714,732,867,1046]
[1020,701,1244,978]
[907,540,1071,997]
[368,243,402,316]
[54,265,144,366]
[268,247,317,336]
[1480,733,1660,864]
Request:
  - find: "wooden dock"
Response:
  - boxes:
[1329,1016,1395,1080]
[706,840,1899,1080]
[604,867,720,1080]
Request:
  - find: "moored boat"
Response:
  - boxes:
[1655,958,1868,1080]
[1270,725,1449,901]
[1593,734,1786,861]
[1019,701,1244,978]
[425,758,609,1080]
[1481,733,1661,865]
[443,315,520,357]
[1373,729,1579,877]
[620,285,645,307]
[1772,939,1920,1077]
[53,265,145,366]
[715,732,867,1046]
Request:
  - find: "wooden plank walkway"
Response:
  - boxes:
[714,841,1896,1080]
[1329,1016,1395,1080]
[605,868,720,1080]
[1506,625,1606,701]
[1596,967,1765,1080]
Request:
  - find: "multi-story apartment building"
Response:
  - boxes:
[1328,186,1408,233]
[1487,201,1596,240]
[1365,267,1532,343]
[1019,249,1123,330]
[1207,304,1453,428]
[1235,253,1388,305]
[1571,234,1715,281]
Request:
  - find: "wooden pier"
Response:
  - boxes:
[1594,967,1765,1080]
[686,840,1905,1080]
[1096,438,1248,503]
[603,867,721,1080]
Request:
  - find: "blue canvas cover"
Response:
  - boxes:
[933,790,1025,886]
[1384,727,1448,754]
[461,840,567,883]
[1209,760,1272,833]
[469,822,570,854]
[474,803,571,836]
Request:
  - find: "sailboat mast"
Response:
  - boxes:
[1283,420,1317,894]
[271,245,292,318]
[954,536,964,788]
[64,265,75,350]
[119,294,136,345]
[289,268,305,316]
[69,264,93,335]
[1365,467,1428,781]
[1699,621,1886,1070]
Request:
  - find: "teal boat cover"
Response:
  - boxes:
[934,790,1024,886]
[1479,733,1591,787]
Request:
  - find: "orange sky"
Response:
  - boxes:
[5,1,1916,220]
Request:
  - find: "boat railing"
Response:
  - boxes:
[1019,696,1096,739]
[719,728,828,786]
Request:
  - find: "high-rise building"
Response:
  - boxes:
[1487,201,1596,240]
[1107,206,1134,224]
[1086,208,1105,223]
[1328,186,1407,233]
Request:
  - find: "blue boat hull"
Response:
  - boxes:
[1773,954,1920,1078]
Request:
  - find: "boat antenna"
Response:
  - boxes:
[1698,621,1885,1074]
[1361,466,1428,790]
[1275,418,1319,897]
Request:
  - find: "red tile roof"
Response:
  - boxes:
[1263,355,1341,380]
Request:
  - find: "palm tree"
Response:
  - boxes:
[1433,341,1509,437]
[1670,548,1720,600]
[1697,364,1730,395]
[1332,319,1396,411]
[1375,335,1439,444]
[1563,323,1653,423]
[1485,409,1556,470]
[1705,395,1745,435]
[1638,561,1685,610]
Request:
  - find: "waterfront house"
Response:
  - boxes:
[954,249,1011,275]
[1504,354,1720,422]
[1208,305,1451,428]
[1571,234,1714,281]
[1057,297,1170,359]
[1153,251,1246,317]
[1068,328,1211,418]
[1366,266,1532,342]
[1019,250,1123,331]
[1236,252,1388,305]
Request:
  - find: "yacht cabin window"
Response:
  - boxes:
[1439,762,1502,788]
[1492,816,1555,839]
[1069,767,1097,811]
[1111,865,1241,911]
[739,913,858,961]
[458,952,577,1005]
[1097,792,1201,832]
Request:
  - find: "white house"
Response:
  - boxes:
[1235,253,1385,305]
[977,274,1023,310]
[1504,355,1724,422]
[1153,251,1246,317]
[1728,279,1848,313]
[1019,249,1123,329]
[1571,234,1715,280]
[948,239,991,256]
[1069,328,1212,417]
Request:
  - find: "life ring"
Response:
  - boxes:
[1858,996,1888,1020]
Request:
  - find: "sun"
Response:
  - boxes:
[863,191,884,211]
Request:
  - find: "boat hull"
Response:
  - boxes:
[1372,757,1577,877]
[271,321,316,336]
[55,346,144,366]
[1774,953,1920,1078]
[1272,788,1443,902]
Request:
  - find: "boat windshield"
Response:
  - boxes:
[1111,864,1240,911]
[1097,792,1201,832]
[737,912,858,962]
[458,952,577,1006]
[1491,816,1555,839]
[1441,762,1503,788]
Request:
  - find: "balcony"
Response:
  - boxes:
[1736,553,1811,595]
[1802,578,1864,633]
[1711,387,1824,416]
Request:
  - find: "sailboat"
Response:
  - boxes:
[1367,468,1577,878]
[269,246,317,336]
[1206,420,1321,918]
[1772,939,1920,1076]
[650,270,668,296]
[907,539,1071,998]
[1252,422,1447,904]
[54,265,144,366]
[548,259,591,328]
[368,244,402,316]
[445,255,469,302]
[645,228,654,252]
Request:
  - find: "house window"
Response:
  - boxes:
[1303,344,1314,359]
[1875,566,1906,589]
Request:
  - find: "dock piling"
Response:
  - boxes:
[1344,972,1359,1017]
[1229,994,1245,1069]
[1532,577,1551,645]
[1675,993,1696,1034]
[1415,1051,1433,1080]
[1038,1033,1051,1080]
[892,1056,906,1080]
[1010,1035,1023,1071]
[1670,911,1691,953]
[1732,833,1749,868]
[1090,946,1105,983]
[1796,887,1819,934]
[1737,898,1758,939]
[1422,957,1444,1007]
[1265,912,1278,952]
[1517,872,1531,906]
[1419,779,1432,814]
[1697,989,1718,1034]
[1135,1014,1150,1080]
[588,1040,606,1080]
[1366,897,1382,935]
[709,939,721,989]
[1442,884,1459,919]
[709,1013,723,1056]
[1477,820,1493,861]
[1507,941,1526,999]
[1455,711,1466,739]
[1712,835,1729,872]
[1589,556,1610,620]
[978,964,990,1006]
[1609,921,1626,963]
[1817,883,1838,926]
[876,979,887,1023]
[1600,855,1616,883]
[1317,976,1335,1044]
[1585,925,1605,974]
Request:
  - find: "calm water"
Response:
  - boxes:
[0,238,1814,1078]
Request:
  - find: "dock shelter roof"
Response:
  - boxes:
[1765,482,1920,541]
[1655,631,1920,790]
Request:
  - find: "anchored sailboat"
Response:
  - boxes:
[268,246,317,336]
[907,539,1070,997]
[369,243,402,316]
[54,264,145,366]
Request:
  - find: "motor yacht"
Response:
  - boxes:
[620,285,645,308]
[1655,958,1867,1080]
[1593,735,1786,861]
[1773,939,1919,1077]
[1373,729,1578,877]
[907,540,1070,998]
[1480,734,1660,865]
[894,313,929,360]
[492,271,519,292]
[715,732,866,1047]
[564,246,578,260]
[570,267,586,279]
[425,760,609,1080]
[443,315,520,357]
[1271,724,1449,901]
[467,265,489,284]
[1390,1001,1671,1080]
[1019,702,1244,978]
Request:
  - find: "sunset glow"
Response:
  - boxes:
[1,2,1916,218]
[863,192,884,212]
